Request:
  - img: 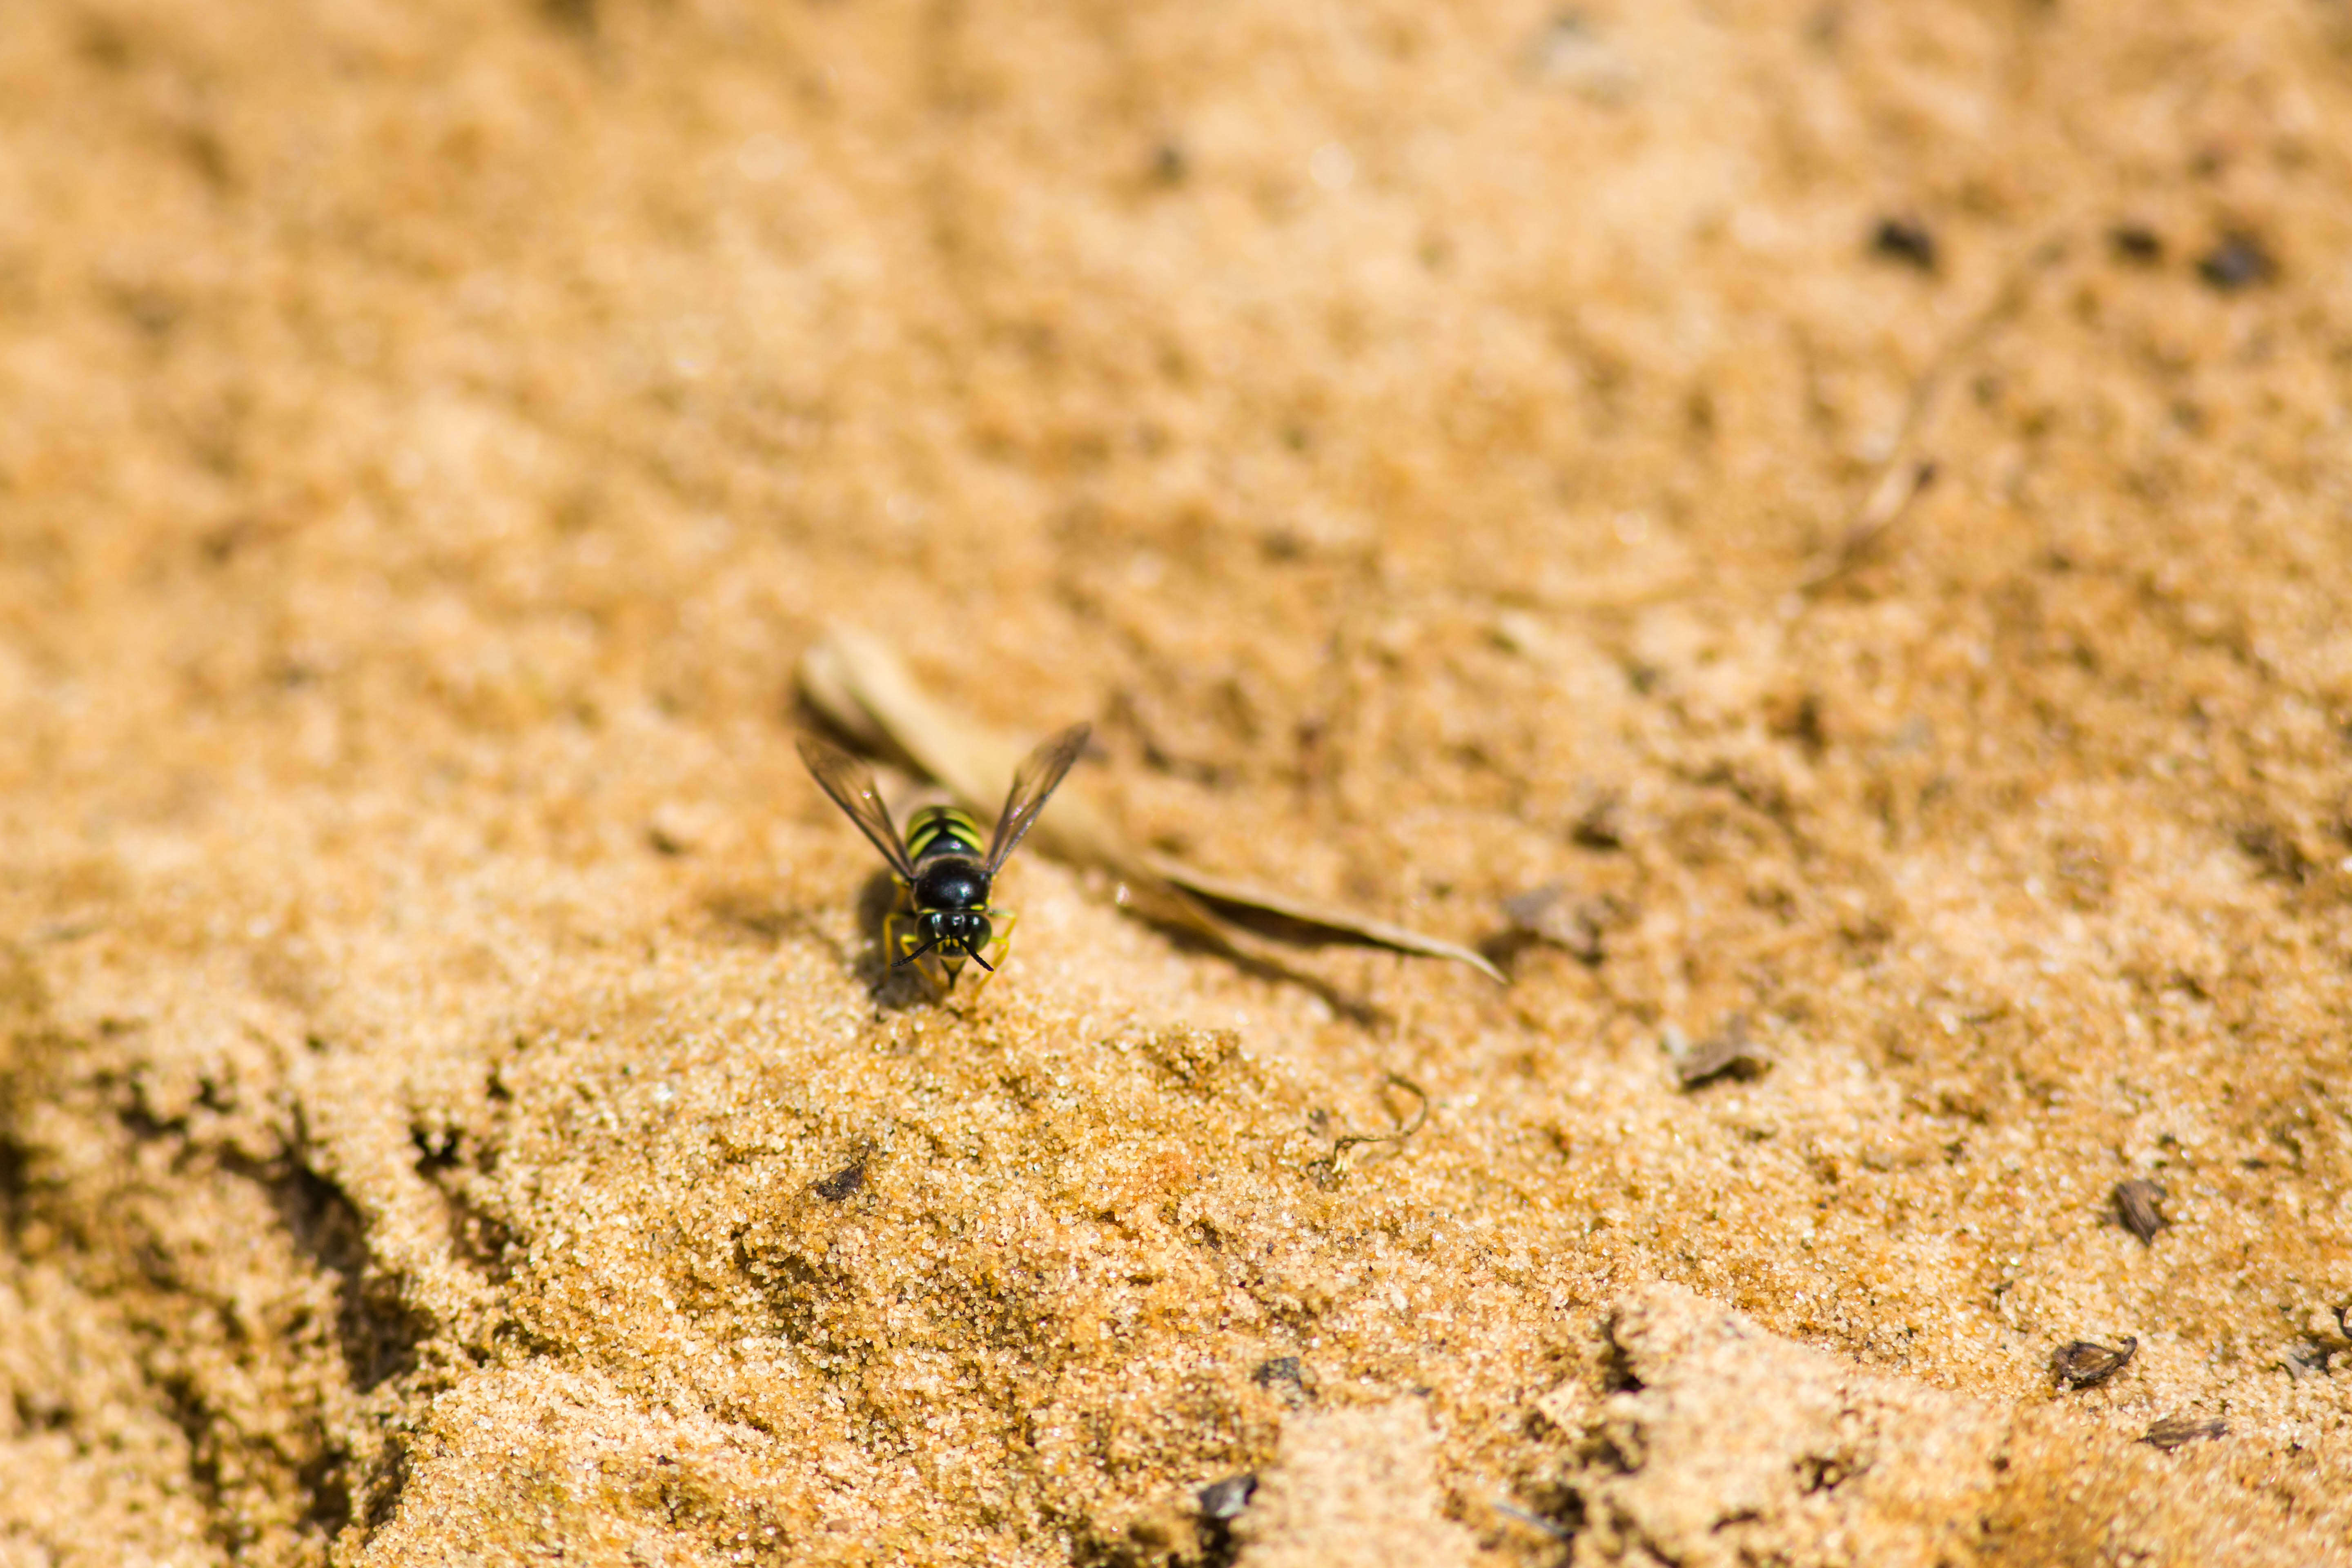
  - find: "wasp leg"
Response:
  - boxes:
[884,910,949,999]
[956,908,1018,997]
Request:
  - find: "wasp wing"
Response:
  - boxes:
[984,722,1091,875]
[797,735,915,879]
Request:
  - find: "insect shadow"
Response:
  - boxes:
[851,867,937,1012]
[1148,915,1390,1030]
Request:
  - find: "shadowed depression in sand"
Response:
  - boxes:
[2,1,2350,1564]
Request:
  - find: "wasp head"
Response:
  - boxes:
[905,907,994,970]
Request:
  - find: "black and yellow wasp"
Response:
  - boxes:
[797,723,1091,993]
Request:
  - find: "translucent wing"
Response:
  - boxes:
[985,722,1091,875]
[797,735,914,879]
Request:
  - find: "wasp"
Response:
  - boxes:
[797,723,1091,993]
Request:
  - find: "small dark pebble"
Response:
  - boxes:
[2051,1336,2138,1390]
[1152,141,1189,185]
[1676,1018,1771,1089]
[2143,1414,2226,1451]
[2197,233,2276,292]
[1252,1355,1305,1390]
[1198,1473,1257,1522]
[2108,224,2163,264]
[1571,795,1625,851]
[1871,217,1938,272]
[2114,1179,2168,1244]
[813,1161,866,1202]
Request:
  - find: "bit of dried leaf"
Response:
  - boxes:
[646,802,705,856]
[2114,1178,2168,1244]
[2283,1343,2332,1381]
[1675,1018,1772,1089]
[1501,883,1605,961]
[2051,1336,2137,1390]
[1571,794,1625,850]
[1252,1356,1310,1403]
[2142,1414,2226,1451]
[813,1161,866,1202]
[797,627,1506,983]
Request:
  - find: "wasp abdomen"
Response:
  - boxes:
[906,805,989,909]
[905,804,985,861]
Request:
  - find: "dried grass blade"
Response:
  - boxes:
[799,629,1272,962]
[1141,854,1506,984]
[796,627,1505,983]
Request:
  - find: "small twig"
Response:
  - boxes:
[1328,1073,1430,1181]
[1796,459,1938,594]
[1490,1499,1576,1542]
[1799,232,2071,597]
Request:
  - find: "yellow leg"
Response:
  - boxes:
[958,908,1017,997]
[884,911,950,998]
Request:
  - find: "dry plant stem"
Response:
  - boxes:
[1138,853,1507,982]
[1329,1073,1430,1181]
[797,626,1507,983]
[1488,1499,1575,1542]
[1799,233,2074,596]
[800,627,1290,967]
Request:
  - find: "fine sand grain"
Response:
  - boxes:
[2,1,2350,1563]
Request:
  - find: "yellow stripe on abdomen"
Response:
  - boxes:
[905,805,985,861]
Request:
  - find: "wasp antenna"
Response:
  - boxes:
[894,938,941,969]
[965,943,996,972]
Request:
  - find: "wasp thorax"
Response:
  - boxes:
[914,860,988,911]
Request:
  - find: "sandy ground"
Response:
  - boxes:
[3,0,2351,1563]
